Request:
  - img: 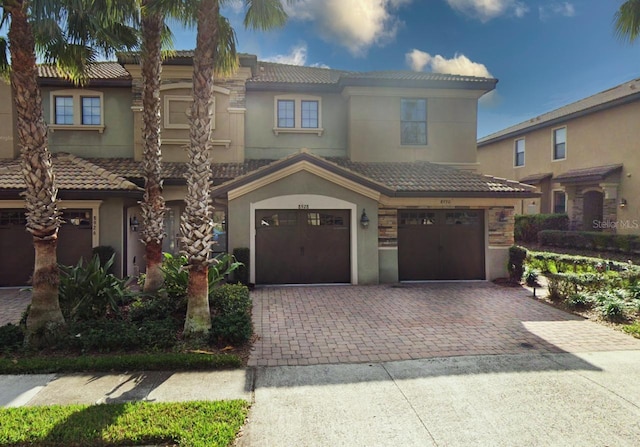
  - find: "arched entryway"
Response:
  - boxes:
[583,190,603,231]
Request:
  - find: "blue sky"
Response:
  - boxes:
[168,0,640,139]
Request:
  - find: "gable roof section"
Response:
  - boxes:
[478,78,640,145]
[0,153,141,195]
[554,164,623,184]
[519,172,553,185]
[212,151,537,199]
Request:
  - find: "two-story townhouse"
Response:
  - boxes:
[477,78,640,235]
[0,54,536,286]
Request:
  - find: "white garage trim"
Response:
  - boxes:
[250,194,358,285]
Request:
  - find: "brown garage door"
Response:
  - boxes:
[398,209,485,281]
[0,209,93,286]
[256,209,350,284]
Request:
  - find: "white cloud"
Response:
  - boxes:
[264,43,308,65]
[405,49,493,78]
[263,43,330,68]
[445,0,528,22]
[406,49,497,103]
[539,2,575,21]
[285,0,412,56]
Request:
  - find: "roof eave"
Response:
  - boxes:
[38,78,132,88]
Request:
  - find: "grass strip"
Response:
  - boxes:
[0,352,241,374]
[0,400,248,447]
[622,322,640,338]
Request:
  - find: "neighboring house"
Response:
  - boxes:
[0,53,536,286]
[477,78,640,235]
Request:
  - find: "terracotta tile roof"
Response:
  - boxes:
[87,158,273,182]
[328,158,534,194]
[0,154,140,191]
[554,164,623,184]
[249,62,349,84]
[479,78,640,144]
[211,151,536,197]
[37,62,131,80]
[519,172,553,185]
[341,71,494,84]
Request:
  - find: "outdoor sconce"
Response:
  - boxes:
[498,209,508,222]
[360,209,370,228]
[129,215,139,232]
[620,198,627,208]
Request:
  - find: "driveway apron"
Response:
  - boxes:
[248,283,640,367]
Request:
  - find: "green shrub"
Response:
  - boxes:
[526,250,640,279]
[515,213,569,242]
[91,245,116,274]
[0,324,24,353]
[593,290,629,321]
[233,247,250,285]
[128,293,187,322]
[209,284,252,345]
[59,254,131,322]
[508,245,527,282]
[161,252,243,299]
[566,292,591,309]
[538,230,640,253]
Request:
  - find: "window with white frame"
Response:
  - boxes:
[401,98,427,145]
[553,190,567,213]
[50,90,104,132]
[553,127,566,160]
[273,95,323,135]
[514,138,525,167]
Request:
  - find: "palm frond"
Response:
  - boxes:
[615,0,640,43]
[243,0,287,31]
[215,14,238,76]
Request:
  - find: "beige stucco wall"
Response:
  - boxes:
[227,170,379,284]
[345,87,482,166]
[478,100,640,234]
[244,91,348,159]
[0,81,17,159]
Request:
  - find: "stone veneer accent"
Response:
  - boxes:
[378,206,398,247]
[603,198,618,234]
[488,207,515,246]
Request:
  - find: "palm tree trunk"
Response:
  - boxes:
[140,5,166,293]
[181,0,219,336]
[8,2,65,340]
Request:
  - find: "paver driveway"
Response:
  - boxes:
[248,282,640,366]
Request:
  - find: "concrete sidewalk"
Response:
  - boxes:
[0,369,252,407]
[4,352,640,446]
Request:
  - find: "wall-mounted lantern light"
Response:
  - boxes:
[129,215,139,232]
[360,209,370,228]
[498,209,508,222]
[620,198,627,208]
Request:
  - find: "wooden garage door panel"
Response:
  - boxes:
[398,210,484,281]
[256,209,350,284]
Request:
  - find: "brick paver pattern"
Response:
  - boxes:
[0,288,31,326]
[248,283,640,367]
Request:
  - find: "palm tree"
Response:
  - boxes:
[181,0,288,337]
[614,0,640,42]
[139,0,167,293]
[1,0,137,344]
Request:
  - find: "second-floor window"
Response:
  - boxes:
[273,95,323,135]
[401,98,427,145]
[514,138,525,167]
[553,127,566,160]
[50,90,104,132]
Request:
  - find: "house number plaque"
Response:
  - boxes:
[298,204,309,209]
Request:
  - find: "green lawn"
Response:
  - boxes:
[0,400,249,447]
[0,352,241,374]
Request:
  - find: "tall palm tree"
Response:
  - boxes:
[139,0,167,293]
[181,0,288,337]
[1,0,137,344]
[615,0,640,42]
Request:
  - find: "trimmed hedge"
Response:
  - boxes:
[515,213,569,242]
[538,230,640,254]
[209,284,252,345]
[526,249,640,276]
[508,245,527,282]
